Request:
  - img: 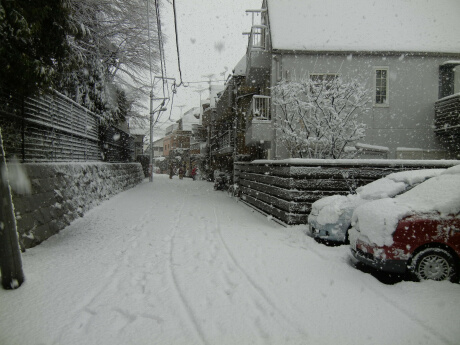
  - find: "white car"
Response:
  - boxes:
[308,169,445,244]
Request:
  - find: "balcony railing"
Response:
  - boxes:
[220,130,234,148]
[210,130,234,155]
[248,95,271,121]
[435,93,460,133]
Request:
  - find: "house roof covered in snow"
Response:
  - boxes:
[266,0,460,54]
[181,107,200,131]
[233,55,247,77]
[129,128,147,136]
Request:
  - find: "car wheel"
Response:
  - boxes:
[410,248,457,282]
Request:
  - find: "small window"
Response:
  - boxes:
[310,73,338,84]
[374,67,389,106]
[276,59,282,81]
[309,73,338,90]
[284,69,290,81]
[439,63,460,98]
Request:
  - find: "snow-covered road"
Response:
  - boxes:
[1,175,459,345]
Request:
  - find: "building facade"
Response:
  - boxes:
[242,0,460,160]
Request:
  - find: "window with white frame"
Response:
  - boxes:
[374,67,389,106]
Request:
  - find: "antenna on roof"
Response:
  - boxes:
[245,8,266,26]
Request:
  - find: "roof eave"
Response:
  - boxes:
[271,48,460,57]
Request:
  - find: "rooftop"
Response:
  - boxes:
[266,0,460,54]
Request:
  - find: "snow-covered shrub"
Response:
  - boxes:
[272,77,370,159]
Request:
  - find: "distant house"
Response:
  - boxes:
[128,128,147,160]
[162,107,200,157]
[243,0,460,159]
[152,138,164,158]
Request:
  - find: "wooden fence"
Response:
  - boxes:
[0,90,134,162]
[235,159,460,225]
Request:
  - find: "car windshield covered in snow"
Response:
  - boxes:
[308,169,444,243]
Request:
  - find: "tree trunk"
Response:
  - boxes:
[0,129,25,289]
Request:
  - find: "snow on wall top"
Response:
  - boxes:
[266,0,460,54]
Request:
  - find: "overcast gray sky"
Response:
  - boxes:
[149,0,262,137]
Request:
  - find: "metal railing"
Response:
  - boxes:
[0,90,134,162]
[219,130,234,149]
[248,95,271,121]
[246,25,267,74]
[435,93,460,133]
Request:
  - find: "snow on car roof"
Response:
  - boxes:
[356,179,407,200]
[312,169,445,226]
[353,165,460,246]
[397,169,460,215]
[356,169,443,200]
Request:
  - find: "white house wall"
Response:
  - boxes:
[270,53,458,159]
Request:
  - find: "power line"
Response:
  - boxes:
[154,0,166,99]
[146,0,153,88]
[183,79,227,84]
[172,0,186,87]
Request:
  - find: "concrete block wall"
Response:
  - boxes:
[11,162,144,248]
[236,159,460,225]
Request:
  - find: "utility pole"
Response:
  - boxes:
[149,76,174,182]
[175,105,186,119]
[149,92,168,182]
[0,130,25,290]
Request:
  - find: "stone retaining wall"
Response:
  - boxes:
[11,162,144,248]
[235,159,460,225]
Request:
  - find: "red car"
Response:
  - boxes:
[351,165,460,282]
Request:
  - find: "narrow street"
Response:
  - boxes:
[1,175,459,345]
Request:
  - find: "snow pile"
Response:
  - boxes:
[353,165,460,246]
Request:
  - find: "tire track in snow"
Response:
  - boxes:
[52,206,159,343]
[166,186,210,345]
[212,205,310,339]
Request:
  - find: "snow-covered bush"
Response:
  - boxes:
[272,77,370,159]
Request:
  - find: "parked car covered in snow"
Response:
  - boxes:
[308,169,444,244]
[350,165,460,282]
